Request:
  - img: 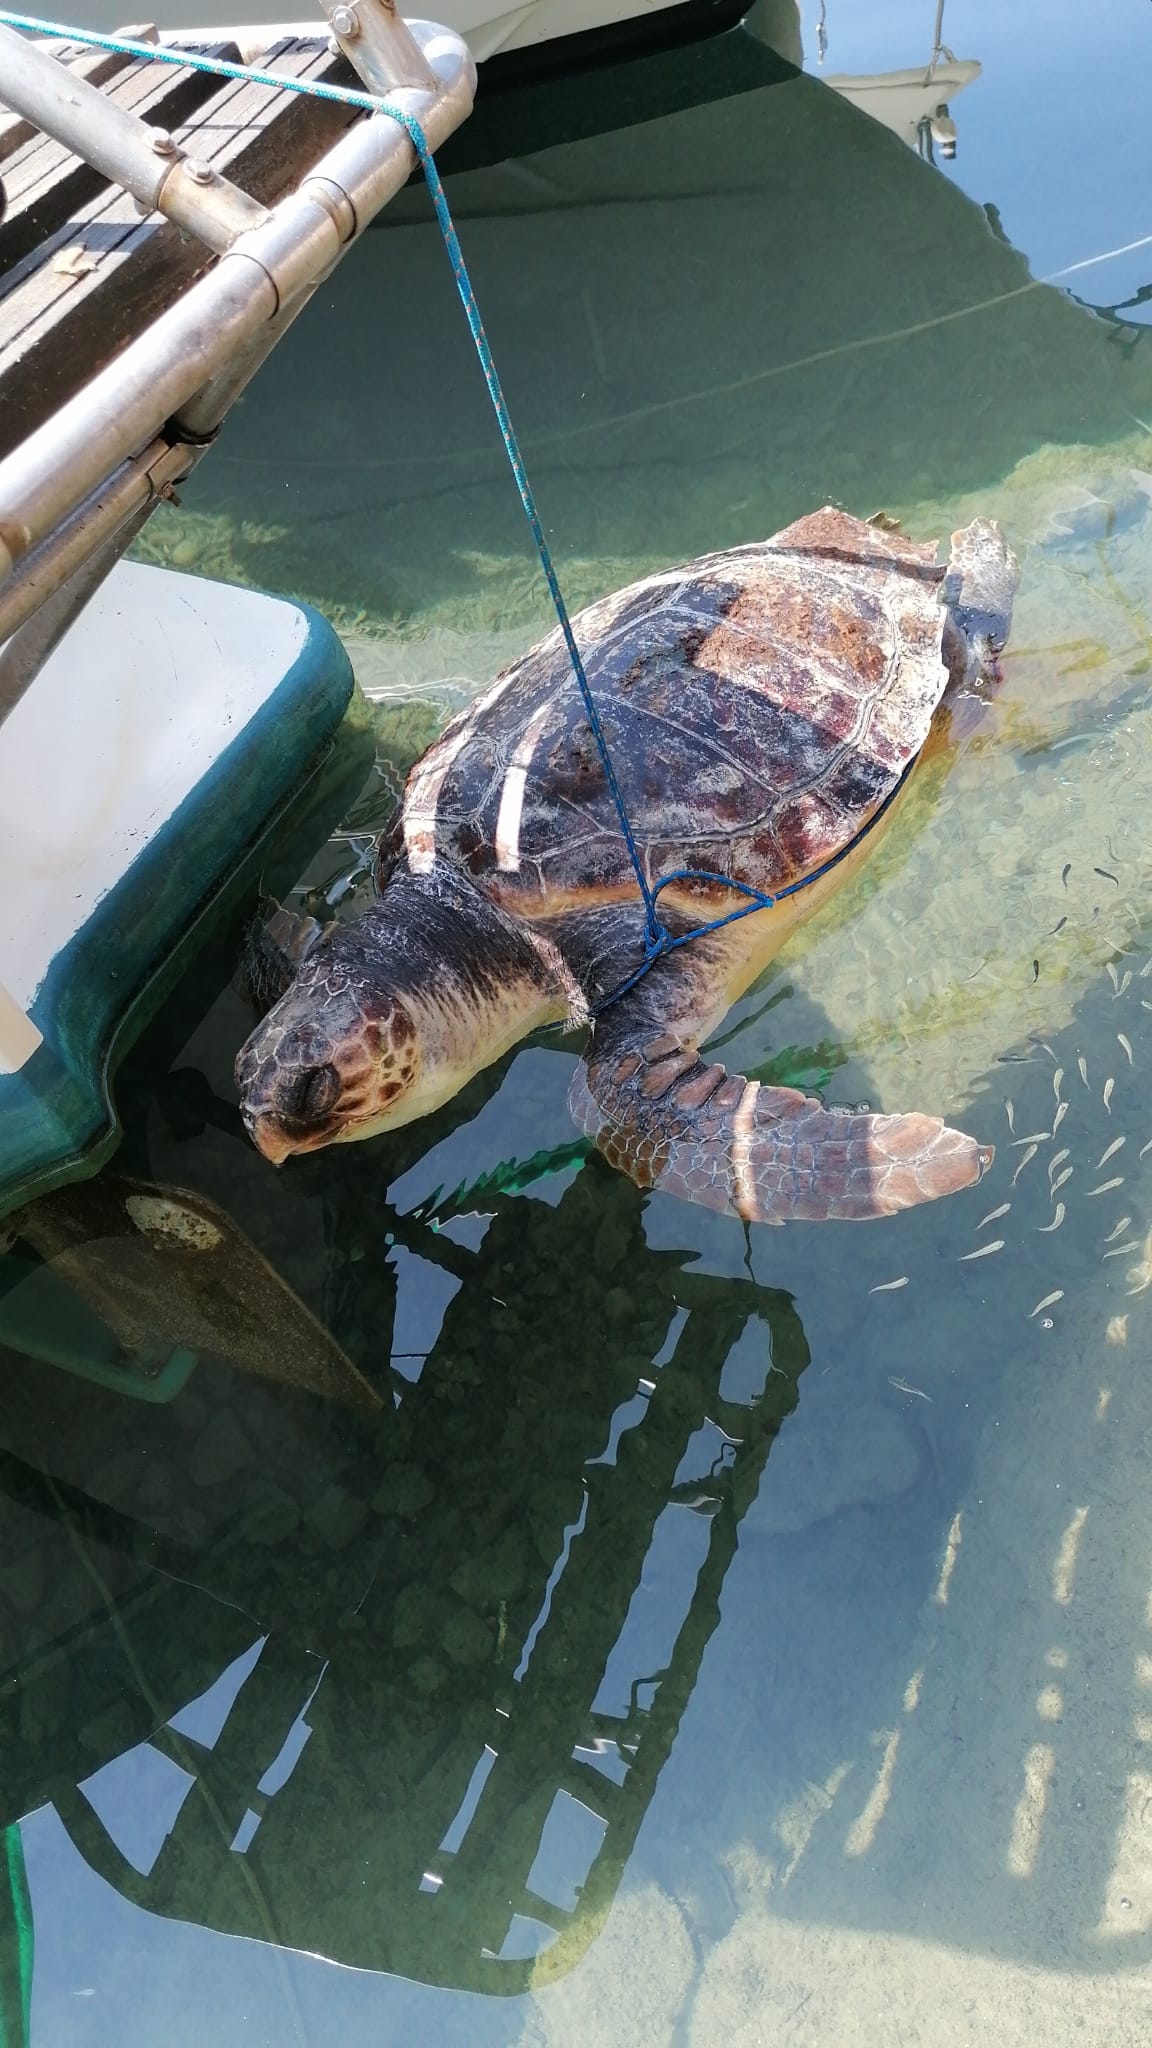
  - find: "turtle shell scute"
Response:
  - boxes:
[399,507,950,909]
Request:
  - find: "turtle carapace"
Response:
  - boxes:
[236,508,1018,1224]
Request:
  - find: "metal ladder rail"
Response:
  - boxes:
[0,4,475,690]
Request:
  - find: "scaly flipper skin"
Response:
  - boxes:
[570,1030,993,1224]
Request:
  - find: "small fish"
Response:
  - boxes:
[1029,1289,1064,1318]
[1052,1068,1064,1102]
[888,1375,930,1400]
[959,1239,1005,1262]
[1032,960,1040,983]
[1107,962,1120,992]
[1052,1101,1069,1135]
[1012,1143,1040,1185]
[976,1202,1011,1229]
[1118,1032,1134,1065]
[1095,866,1119,886]
[1062,863,1072,888]
[1086,1177,1125,1197]
[1078,1055,1089,1087]
[870,1276,910,1293]
[1143,1000,1152,1013]
[1103,1214,1133,1243]
[1104,1240,1141,1259]
[1012,1131,1050,1146]
[1038,1205,1065,1233]
[1005,1098,1016,1135]
[1096,1136,1125,1169]
[1141,1137,1152,1160]
[1104,1077,1115,1113]
[1140,955,1152,979]
[1048,1147,1070,1182]
[1115,971,1132,999]
[1050,916,1068,936]
[1034,1040,1058,1061]
[1052,1166,1074,1193]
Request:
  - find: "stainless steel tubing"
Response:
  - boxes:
[321,0,439,95]
[0,490,172,720]
[0,21,475,584]
[0,22,269,251]
[0,440,197,650]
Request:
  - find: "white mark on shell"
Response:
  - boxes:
[495,702,554,872]
[404,723,473,874]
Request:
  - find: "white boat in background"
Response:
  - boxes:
[826,55,980,158]
[789,0,981,159]
[165,0,741,65]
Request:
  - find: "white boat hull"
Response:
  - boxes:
[171,1,689,62]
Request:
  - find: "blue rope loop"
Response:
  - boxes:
[3,13,910,1008]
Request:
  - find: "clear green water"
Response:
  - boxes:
[9,3,1152,2041]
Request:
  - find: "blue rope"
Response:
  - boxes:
[2,12,899,1005]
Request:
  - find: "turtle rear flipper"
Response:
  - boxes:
[571,1031,992,1224]
[943,517,1019,675]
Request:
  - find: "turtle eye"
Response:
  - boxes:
[284,1063,340,1122]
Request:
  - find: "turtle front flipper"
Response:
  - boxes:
[570,1031,993,1224]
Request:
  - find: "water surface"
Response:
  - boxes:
[7,4,1152,2041]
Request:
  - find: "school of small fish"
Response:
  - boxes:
[869,920,1152,1337]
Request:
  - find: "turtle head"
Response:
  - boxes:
[235,921,424,1164]
[942,517,1020,682]
[235,871,563,1164]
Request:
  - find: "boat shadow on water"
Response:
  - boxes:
[0,880,1149,1996]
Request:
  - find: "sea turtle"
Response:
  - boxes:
[235,506,1018,1223]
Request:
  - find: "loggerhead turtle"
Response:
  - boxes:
[235,506,1018,1223]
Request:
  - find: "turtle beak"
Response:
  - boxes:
[244,1111,295,1166]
